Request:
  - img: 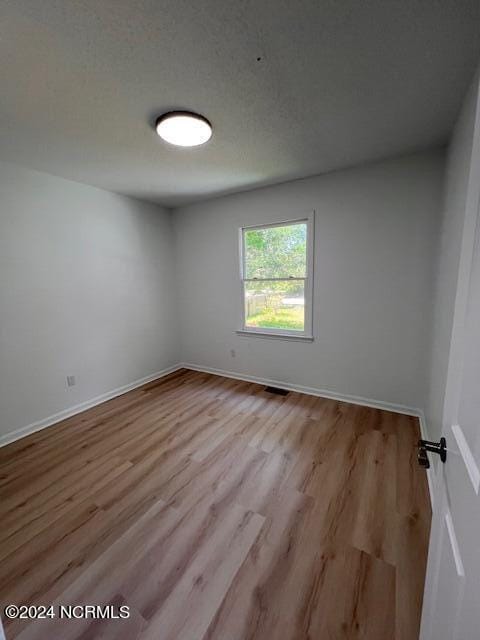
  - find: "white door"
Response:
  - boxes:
[420,99,480,639]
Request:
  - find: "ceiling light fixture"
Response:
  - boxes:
[155,111,212,147]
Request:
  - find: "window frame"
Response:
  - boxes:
[237,212,314,340]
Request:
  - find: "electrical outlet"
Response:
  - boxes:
[230,349,236,358]
[66,375,76,387]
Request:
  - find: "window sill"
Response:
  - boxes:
[235,330,314,342]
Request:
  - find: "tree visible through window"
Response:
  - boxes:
[240,217,313,336]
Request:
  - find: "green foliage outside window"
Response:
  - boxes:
[244,223,307,279]
[243,222,307,331]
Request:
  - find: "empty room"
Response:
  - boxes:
[1,2,480,639]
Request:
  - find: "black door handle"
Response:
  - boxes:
[417,437,447,468]
[418,447,430,468]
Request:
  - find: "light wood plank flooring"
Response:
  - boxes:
[0,369,431,639]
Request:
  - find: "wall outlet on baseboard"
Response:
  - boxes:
[66,375,76,387]
[230,349,236,358]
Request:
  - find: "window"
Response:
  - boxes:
[239,214,314,339]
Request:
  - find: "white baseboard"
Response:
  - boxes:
[0,364,183,449]
[418,410,436,509]
[181,362,421,416]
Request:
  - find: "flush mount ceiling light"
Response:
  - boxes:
[155,111,212,147]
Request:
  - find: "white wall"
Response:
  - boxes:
[424,70,480,444]
[174,150,444,410]
[0,147,449,445]
[0,162,178,442]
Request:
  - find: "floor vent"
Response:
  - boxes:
[264,386,289,396]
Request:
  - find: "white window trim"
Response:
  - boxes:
[237,212,315,340]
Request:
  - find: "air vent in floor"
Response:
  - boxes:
[264,386,289,396]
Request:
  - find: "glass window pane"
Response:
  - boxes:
[244,222,307,279]
[244,280,305,332]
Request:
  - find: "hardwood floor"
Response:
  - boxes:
[0,369,431,639]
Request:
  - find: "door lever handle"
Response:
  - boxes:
[417,437,447,468]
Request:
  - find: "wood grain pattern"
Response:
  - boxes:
[0,369,431,639]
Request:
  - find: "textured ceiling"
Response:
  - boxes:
[1,0,479,207]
